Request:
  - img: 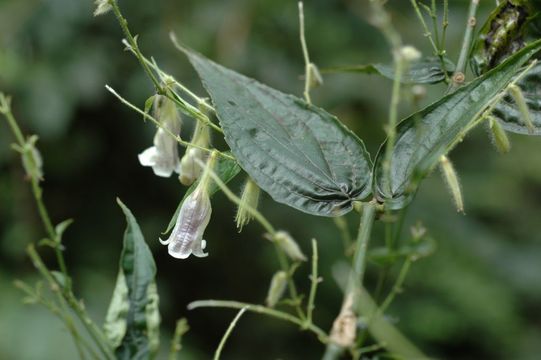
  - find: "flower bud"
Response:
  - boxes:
[399,45,421,62]
[138,96,182,178]
[265,271,288,308]
[270,231,307,262]
[508,84,535,134]
[19,135,43,181]
[488,116,511,154]
[178,122,210,186]
[235,178,260,231]
[439,155,464,213]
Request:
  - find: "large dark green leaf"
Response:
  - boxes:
[180,47,373,216]
[323,57,455,84]
[108,200,159,360]
[374,39,541,209]
[164,154,241,233]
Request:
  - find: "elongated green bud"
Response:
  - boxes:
[235,178,260,231]
[508,84,535,134]
[270,231,307,262]
[439,155,464,213]
[488,116,511,154]
[265,271,288,308]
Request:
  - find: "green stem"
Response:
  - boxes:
[108,0,163,93]
[448,0,479,92]
[0,95,69,280]
[27,246,115,360]
[188,300,328,342]
[383,55,405,195]
[213,307,247,360]
[305,239,319,325]
[298,1,312,103]
[105,85,233,160]
[322,201,377,359]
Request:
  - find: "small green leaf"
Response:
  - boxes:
[144,95,155,121]
[322,57,455,84]
[180,46,373,216]
[113,199,160,359]
[374,39,541,209]
[164,153,241,234]
[55,218,73,242]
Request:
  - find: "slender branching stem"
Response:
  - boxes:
[108,0,163,93]
[449,0,479,92]
[105,85,233,160]
[202,160,304,318]
[298,1,312,103]
[122,39,214,113]
[0,95,69,279]
[214,307,247,360]
[168,319,189,360]
[27,245,116,360]
[305,239,319,326]
[188,300,328,342]
[375,258,413,317]
[323,201,377,359]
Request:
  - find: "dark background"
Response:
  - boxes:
[1,0,541,359]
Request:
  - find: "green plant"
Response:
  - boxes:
[2,0,541,358]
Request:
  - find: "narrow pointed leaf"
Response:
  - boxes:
[374,40,541,209]
[113,199,160,360]
[180,47,372,216]
[323,57,455,84]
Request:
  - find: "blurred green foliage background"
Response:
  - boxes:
[1,0,541,359]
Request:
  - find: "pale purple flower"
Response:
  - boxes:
[159,186,211,259]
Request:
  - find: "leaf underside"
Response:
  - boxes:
[182,48,373,217]
[374,39,541,210]
[326,56,455,84]
[112,200,159,360]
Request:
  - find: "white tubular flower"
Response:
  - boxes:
[160,152,217,259]
[138,96,182,178]
[159,185,211,259]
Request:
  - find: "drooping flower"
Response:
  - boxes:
[138,96,182,177]
[160,152,216,259]
[159,185,211,259]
